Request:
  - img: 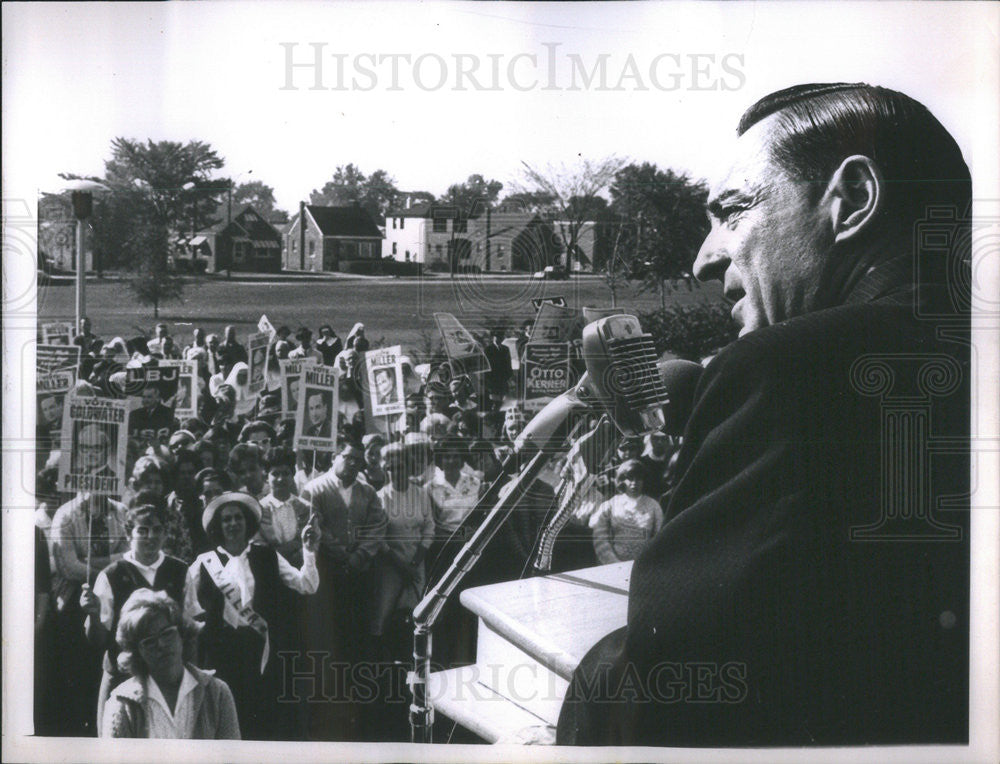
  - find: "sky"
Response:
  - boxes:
[3,1,997,213]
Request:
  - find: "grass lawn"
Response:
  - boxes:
[37,274,724,359]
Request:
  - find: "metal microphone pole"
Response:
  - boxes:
[408,378,594,743]
[409,446,550,743]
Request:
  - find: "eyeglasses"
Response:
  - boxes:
[139,624,179,651]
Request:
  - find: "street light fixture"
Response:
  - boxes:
[61,179,110,329]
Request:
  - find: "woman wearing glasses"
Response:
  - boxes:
[81,503,189,732]
[101,588,239,738]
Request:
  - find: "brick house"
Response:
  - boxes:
[283,203,384,272]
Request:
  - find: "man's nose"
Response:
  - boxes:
[692,233,728,283]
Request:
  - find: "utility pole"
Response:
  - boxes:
[485,203,491,272]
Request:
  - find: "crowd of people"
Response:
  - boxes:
[34,316,683,741]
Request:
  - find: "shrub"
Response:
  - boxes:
[339,259,382,275]
[425,259,451,273]
[638,302,737,362]
[381,259,422,277]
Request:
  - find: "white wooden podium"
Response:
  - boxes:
[426,561,632,743]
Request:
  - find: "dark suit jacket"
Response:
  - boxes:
[304,419,332,438]
[558,261,970,746]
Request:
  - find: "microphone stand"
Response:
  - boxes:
[409,382,590,743]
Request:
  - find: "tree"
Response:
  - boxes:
[498,190,556,213]
[309,164,401,219]
[88,138,226,314]
[609,163,710,308]
[231,180,281,220]
[514,156,627,271]
[442,174,503,216]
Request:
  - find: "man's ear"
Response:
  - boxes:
[824,155,883,244]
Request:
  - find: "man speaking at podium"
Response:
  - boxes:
[558,84,971,747]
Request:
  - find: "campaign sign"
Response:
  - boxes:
[257,314,276,340]
[247,332,270,397]
[58,393,130,496]
[434,312,491,376]
[279,358,316,421]
[293,365,340,452]
[41,321,75,345]
[365,345,405,417]
[160,359,198,421]
[37,344,81,375]
[523,342,573,411]
[36,370,75,440]
[530,302,582,344]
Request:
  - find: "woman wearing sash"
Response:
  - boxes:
[184,491,320,740]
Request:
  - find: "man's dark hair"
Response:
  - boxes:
[227,442,261,473]
[239,420,277,443]
[194,467,231,494]
[739,83,971,239]
[124,503,168,534]
[263,445,296,472]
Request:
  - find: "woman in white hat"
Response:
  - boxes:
[183,491,320,739]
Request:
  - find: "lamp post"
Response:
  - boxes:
[62,179,110,329]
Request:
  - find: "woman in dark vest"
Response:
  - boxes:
[184,491,320,740]
[79,503,188,732]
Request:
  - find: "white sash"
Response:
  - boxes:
[201,551,270,673]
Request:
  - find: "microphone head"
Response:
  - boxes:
[657,359,703,436]
[581,315,670,436]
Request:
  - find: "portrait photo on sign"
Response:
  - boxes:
[56,394,130,497]
[280,357,316,421]
[292,364,340,452]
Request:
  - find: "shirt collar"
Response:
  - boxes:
[124,550,165,574]
[147,667,198,715]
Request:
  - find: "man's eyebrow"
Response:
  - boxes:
[706,189,754,216]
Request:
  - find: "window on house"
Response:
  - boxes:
[400,217,405,229]
[454,218,467,233]
[292,240,297,253]
[392,242,398,255]
[433,218,448,234]
[309,240,316,255]
[435,244,443,257]
[392,218,397,229]
[405,251,410,262]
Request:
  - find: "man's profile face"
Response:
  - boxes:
[307,391,328,426]
[694,114,832,337]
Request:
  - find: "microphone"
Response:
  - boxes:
[580,314,671,436]
[531,322,704,572]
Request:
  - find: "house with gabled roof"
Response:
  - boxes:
[283,202,384,272]
[382,199,599,273]
[189,205,283,273]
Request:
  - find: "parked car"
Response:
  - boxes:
[532,265,569,280]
